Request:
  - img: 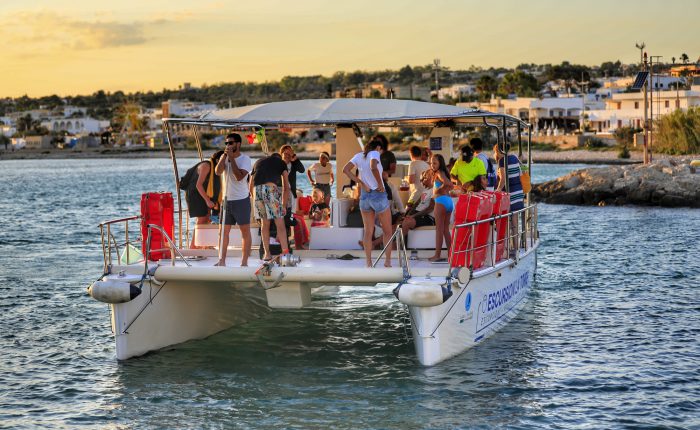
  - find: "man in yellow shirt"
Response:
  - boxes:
[450,145,486,191]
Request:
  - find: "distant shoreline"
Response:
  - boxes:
[0,147,694,165]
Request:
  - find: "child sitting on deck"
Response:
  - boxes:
[401,170,435,237]
[309,188,330,227]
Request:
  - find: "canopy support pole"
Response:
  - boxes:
[164,123,183,248]
[192,125,204,161]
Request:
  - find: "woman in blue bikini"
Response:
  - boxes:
[429,154,454,262]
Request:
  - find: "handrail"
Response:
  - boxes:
[144,224,191,268]
[448,203,538,277]
[97,210,190,273]
[98,215,140,227]
[372,226,411,279]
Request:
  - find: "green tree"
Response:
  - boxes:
[544,61,591,82]
[398,65,414,84]
[498,71,539,96]
[599,60,623,77]
[655,107,700,154]
[475,75,498,100]
[680,53,690,64]
[16,114,39,136]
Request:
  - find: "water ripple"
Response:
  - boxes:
[1,159,699,429]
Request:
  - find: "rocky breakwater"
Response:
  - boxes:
[532,158,700,208]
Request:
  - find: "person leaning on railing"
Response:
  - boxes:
[493,143,524,212]
[186,150,224,249]
[494,142,524,256]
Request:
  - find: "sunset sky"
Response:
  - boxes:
[1,0,699,97]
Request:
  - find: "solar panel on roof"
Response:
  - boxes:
[631,72,649,90]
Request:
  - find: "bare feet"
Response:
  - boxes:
[214,260,226,267]
[384,260,392,268]
[241,261,248,267]
[428,255,442,262]
[358,241,364,250]
[365,259,372,267]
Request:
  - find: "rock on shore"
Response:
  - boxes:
[532,158,700,208]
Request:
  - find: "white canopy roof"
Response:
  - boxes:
[164,98,527,128]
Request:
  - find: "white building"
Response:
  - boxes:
[437,84,475,100]
[60,106,87,118]
[586,82,700,133]
[162,100,217,118]
[594,75,685,100]
[393,84,431,101]
[41,117,110,134]
[460,95,589,132]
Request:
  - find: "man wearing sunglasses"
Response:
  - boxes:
[214,133,253,266]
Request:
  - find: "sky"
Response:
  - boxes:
[1,0,699,97]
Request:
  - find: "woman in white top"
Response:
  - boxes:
[342,140,393,268]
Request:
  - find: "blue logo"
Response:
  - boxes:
[465,292,472,311]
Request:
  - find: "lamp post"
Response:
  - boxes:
[643,52,649,164]
[649,55,663,164]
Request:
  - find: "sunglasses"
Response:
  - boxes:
[225,141,238,145]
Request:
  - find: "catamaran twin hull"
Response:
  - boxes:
[101,244,537,366]
[88,98,539,365]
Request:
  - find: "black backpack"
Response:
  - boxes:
[178,162,201,190]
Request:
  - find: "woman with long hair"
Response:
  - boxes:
[185,150,224,249]
[429,153,454,262]
[342,140,393,267]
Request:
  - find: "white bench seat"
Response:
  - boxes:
[194,223,262,248]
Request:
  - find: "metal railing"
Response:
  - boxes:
[448,204,538,277]
[99,215,142,273]
[372,227,411,279]
[143,224,191,268]
[98,210,190,273]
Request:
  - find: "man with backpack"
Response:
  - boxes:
[180,150,224,249]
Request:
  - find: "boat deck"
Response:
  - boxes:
[145,246,528,285]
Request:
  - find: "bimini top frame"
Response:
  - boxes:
[162,98,532,248]
[162,98,528,130]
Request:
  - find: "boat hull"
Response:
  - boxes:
[110,279,268,360]
[409,246,537,366]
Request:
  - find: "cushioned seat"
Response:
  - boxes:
[406,225,451,249]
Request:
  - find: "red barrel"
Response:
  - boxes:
[141,192,174,261]
[483,191,510,262]
[450,193,492,268]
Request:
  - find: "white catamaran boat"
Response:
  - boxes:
[89,98,539,366]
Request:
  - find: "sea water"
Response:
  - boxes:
[0,158,698,429]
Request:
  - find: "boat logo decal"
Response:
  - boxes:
[465,292,472,312]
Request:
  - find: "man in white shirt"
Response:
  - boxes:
[407,145,430,204]
[214,133,253,267]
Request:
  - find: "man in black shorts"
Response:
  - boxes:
[251,153,290,260]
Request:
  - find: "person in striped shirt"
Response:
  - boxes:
[493,143,524,211]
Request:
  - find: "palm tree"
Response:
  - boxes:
[671,57,676,65]
[680,53,689,64]
[16,114,40,136]
[475,75,498,101]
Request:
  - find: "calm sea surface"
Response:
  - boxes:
[0,158,698,429]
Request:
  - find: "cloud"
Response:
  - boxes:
[1,11,174,52]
